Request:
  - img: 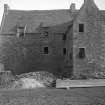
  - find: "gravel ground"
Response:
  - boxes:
[0,87,105,105]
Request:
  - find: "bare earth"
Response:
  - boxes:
[0,87,105,105]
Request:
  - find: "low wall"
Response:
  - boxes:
[56,79,105,88]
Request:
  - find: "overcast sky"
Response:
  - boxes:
[0,0,105,24]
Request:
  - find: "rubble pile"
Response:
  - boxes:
[0,71,56,89]
[91,71,105,79]
[0,71,15,89]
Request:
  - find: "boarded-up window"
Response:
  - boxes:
[79,24,84,32]
[78,48,85,59]
[44,47,48,54]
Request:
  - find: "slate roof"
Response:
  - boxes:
[1,0,105,35]
[48,21,73,34]
[0,9,77,35]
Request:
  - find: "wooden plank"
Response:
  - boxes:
[56,79,105,89]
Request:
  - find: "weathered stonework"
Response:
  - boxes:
[0,29,73,76]
[73,0,105,76]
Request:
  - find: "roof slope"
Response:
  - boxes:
[48,21,73,33]
[0,9,77,35]
[1,0,105,35]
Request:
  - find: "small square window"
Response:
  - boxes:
[63,48,66,55]
[44,47,48,54]
[79,24,84,32]
[78,48,85,59]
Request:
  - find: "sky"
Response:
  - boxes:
[0,0,105,24]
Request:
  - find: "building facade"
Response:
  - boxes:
[0,0,105,77]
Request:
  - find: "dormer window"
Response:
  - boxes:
[79,24,84,32]
[43,31,48,37]
[17,26,25,38]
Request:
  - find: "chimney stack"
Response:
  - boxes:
[70,3,76,12]
[84,0,89,4]
[4,4,10,15]
[84,0,94,4]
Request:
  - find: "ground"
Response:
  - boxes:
[0,87,105,105]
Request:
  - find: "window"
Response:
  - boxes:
[44,47,48,54]
[62,34,66,40]
[17,27,25,38]
[78,48,85,59]
[79,24,84,32]
[43,32,48,37]
[63,48,66,55]
[19,33,24,37]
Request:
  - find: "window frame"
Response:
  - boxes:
[78,47,86,59]
[17,26,25,38]
[79,23,84,32]
[43,31,49,37]
[63,48,67,55]
[43,47,49,54]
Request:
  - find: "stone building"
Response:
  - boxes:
[0,0,105,77]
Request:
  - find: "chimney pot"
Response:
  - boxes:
[4,4,10,14]
[70,3,76,12]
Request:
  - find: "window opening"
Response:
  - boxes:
[44,47,48,54]
[78,48,85,59]
[79,24,84,32]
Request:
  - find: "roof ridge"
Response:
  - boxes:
[0,6,77,34]
[9,9,70,12]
